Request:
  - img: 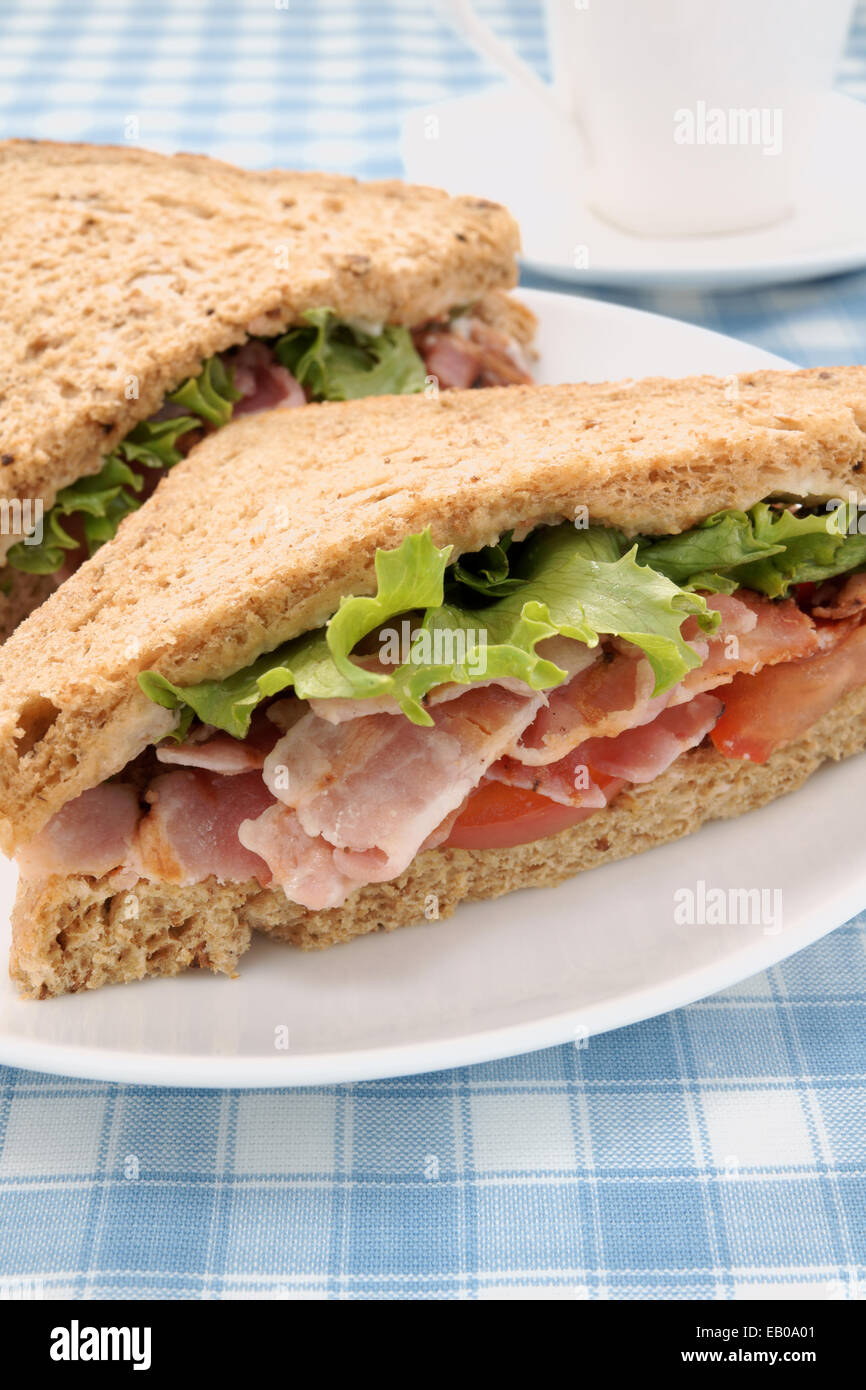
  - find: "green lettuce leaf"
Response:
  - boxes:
[139,524,719,736]
[637,501,866,598]
[735,503,866,596]
[7,314,428,578]
[165,355,240,428]
[7,359,239,574]
[323,531,453,698]
[274,308,427,400]
[112,414,203,470]
[6,454,149,574]
[448,532,524,597]
[140,628,345,739]
[387,527,719,719]
[139,533,452,735]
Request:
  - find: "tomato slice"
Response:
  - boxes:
[444,780,599,851]
[710,621,866,763]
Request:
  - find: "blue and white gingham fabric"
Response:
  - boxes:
[0,0,865,1301]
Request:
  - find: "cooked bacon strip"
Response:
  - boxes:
[672,591,755,673]
[156,712,280,774]
[17,784,141,882]
[420,802,467,851]
[239,791,472,907]
[511,644,662,766]
[491,692,722,804]
[488,751,609,809]
[239,792,469,907]
[416,318,533,390]
[307,690,402,724]
[228,341,305,414]
[682,591,758,642]
[417,330,482,389]
[814,616,862,651]
[132,769,275,885]
[306,650,403,724]
[257,684,544,885]
[23,565,866,905]
[157,733,266,774]
[238,803,354,909]
[535,634,602,680]
[514,591,821,764]
[710,622,866,763]
[308,636,595,726]
[672,591,818,702]
[466,320,534,386]
[579,693,723,781]
[812,571,866,621]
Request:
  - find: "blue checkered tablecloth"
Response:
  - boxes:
[0,0,865,1301]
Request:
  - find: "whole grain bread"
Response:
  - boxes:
[0,571,55,643]
[12,680,866,999]
[0,365,865,852]
[0,138,523,556]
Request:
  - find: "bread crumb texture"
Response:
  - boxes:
[0,570,55,642]
[11,681,866,999]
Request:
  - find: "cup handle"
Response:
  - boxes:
[437,0,566,117]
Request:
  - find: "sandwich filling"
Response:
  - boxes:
[4,307,531,579]
[17,499,866,907]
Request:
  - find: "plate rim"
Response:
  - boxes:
[516,287,794,366]
[3,870,864,1088]
[0,288,815,1087]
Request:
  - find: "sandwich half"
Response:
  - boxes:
[0,139,534,638]
[2,367,866,998]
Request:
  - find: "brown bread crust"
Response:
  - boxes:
[0,571,54,642]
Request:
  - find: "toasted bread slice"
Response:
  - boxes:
[0,571,55,643]
[0,366,865,853]
[0,139,523,553]
[11,681,866,999]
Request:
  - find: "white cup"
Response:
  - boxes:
[440,0,855,238]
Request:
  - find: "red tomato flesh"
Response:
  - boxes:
[710,622,866,763]
[444,779,599,850]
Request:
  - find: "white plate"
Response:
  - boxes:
[403,89,866,290]
[6,288,858,1090]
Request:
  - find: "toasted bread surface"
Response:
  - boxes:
[0,139,521,544]
[11,681,866,999]
[0,571,54,643]
[0,366,865,850]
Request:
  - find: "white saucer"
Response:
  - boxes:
[402,87,866,290]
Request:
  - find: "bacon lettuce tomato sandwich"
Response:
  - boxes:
[2,368,866,998]
[0,139,534,639]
